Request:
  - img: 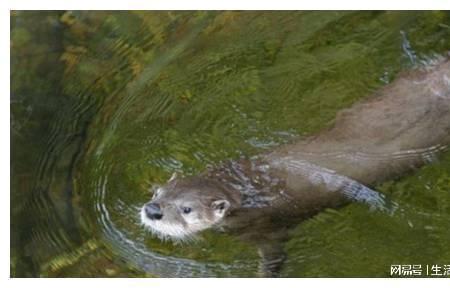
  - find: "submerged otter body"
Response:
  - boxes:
[140,59,450,274]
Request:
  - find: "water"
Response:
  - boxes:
[10,11,450,277]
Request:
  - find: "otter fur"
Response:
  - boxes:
[140,59,450,275]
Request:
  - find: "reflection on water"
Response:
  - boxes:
[11,11,450,277]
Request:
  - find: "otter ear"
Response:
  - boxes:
[211,199,230,218]
[169,172,179,182]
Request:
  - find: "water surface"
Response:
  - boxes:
[11,11,450,277]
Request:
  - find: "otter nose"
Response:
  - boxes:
[145,203,163,220]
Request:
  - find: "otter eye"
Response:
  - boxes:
[182,207,192,214]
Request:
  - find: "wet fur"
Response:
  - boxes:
[141,58,450,275]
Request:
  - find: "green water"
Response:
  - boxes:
[10,11,450,277]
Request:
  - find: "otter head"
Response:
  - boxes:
[140,173,240,241]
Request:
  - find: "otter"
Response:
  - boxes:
[140,58,450,276]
